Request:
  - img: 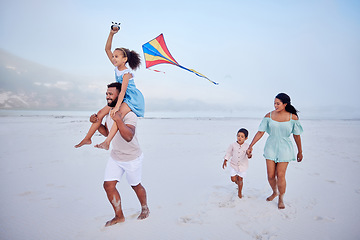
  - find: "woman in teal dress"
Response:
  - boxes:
[247,93,303,209]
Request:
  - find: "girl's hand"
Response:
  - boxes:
[110,108,119,117]
[222,160,227,169]
[110,28,119,34]
[297,152,303,162]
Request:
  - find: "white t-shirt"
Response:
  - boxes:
[106,112,142,162]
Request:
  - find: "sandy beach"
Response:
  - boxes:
[0,111,359,240]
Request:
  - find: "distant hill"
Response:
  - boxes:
[0,49,106,110]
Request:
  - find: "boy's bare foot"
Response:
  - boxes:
[105,216,125,227]
[266,192,278,201]
[138,205,150,220]
[94,141,110,150]
[278,195,285,209]
[74,139,91,148]
[238,191,243,199]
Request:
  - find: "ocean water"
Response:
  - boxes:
[0,109,359,120]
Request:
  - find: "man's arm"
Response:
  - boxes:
[112,112,135,142]
[90,114,109,137]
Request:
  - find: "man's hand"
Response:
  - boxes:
[112,111,122,122]
[89,114,99,123]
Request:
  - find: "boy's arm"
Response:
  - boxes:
[222,159,228,169]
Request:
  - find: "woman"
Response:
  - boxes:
[247,93,303,209]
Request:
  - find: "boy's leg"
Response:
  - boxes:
[131,183,150,220]
[75,106,110,148]
[103,181,125,226]
[237,176,244,198]
[231,176,238,184]
[94,103,132,150]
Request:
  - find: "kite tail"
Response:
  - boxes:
[177,65,219,85]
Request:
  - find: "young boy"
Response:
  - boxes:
[222,128,252,198]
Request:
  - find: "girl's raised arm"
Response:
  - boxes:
[105,29,119,63]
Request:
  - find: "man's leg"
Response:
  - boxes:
[131,184,150,220]
[103,181,125,226]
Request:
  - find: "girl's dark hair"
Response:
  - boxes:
[115,48,141,70]
[275,93,299,116]
[237,128,249,138]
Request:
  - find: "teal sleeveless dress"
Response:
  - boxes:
[258,112,303,163]
[115,68,145,117]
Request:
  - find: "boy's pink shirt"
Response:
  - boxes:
[224,142,250,172]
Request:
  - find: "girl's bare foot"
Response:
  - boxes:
[74,139,91,148]
[94,141,110,150]
[278,195,285,209]
[266,192,278,201]
[138,205,150,220]
[105,216,125,227]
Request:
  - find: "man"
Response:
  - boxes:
[91,82,149,227]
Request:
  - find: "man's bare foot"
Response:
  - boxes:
[278,195,285,209]
[266,192,278,201]
[138,205,150,220]
[74,139,91,148]
[94,141,110,150]
[105,216,125,227]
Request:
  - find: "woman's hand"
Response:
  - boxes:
[297,152,303,162]
[246,147,253,157]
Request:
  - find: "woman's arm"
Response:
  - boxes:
[246,131,265,155]
[293,135,303,162]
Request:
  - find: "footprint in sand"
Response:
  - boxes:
[326,179,337,184]
[314,216,335,222]
[178,215,204,224]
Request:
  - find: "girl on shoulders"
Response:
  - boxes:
[75,27,144,149]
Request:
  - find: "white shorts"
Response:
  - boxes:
[230,168,246,178]
[104,154,143,186]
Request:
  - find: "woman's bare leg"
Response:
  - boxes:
[276,162,289,209]
[95,103,132,150]
[266,159,278,201]
[75,106,111,148]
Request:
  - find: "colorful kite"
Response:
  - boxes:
[142,33,218,85]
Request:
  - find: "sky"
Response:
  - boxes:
[1,0,360,118]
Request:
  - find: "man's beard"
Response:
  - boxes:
[107,97,118,107]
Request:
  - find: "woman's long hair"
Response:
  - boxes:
[275,93,299,117]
